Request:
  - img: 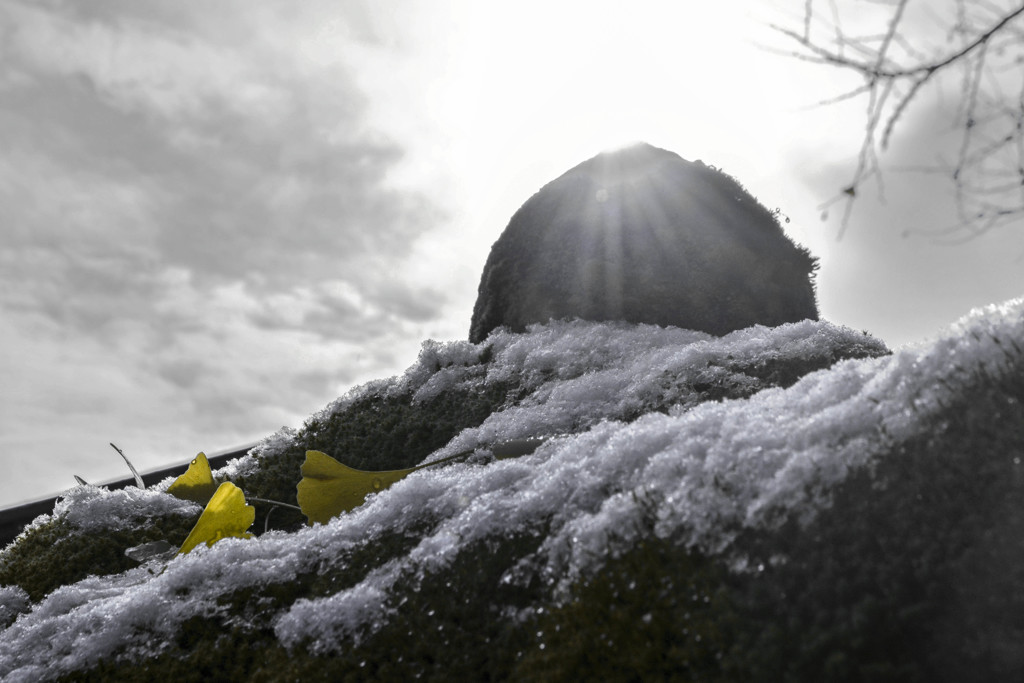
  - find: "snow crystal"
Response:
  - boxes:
[213,451,261,482]
[274,305,1022,648]
[2,298,1021,678]
[0,586,28,626]
[21,484,199,536]
[276,563,399,653]
[150,428,290,493]
[417,317,886,460]
[0,530,321,680]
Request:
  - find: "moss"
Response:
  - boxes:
[726,336,887,389]
[10,321,891,677]
[300,381,522,473]
[0,512,198,602]
[512,356,1024,683]
[73,528,547,682]
[352,530,547,681]
[515,538,737,682]
[14,320,963,681]
[627,335,888,420]
[723,360,1024,682]
[234,322,886,533]
[219,520,438,631]
[469,145,822,342]
[44,360,1024,681]
[236,380,522,531]
[65,618,291,683]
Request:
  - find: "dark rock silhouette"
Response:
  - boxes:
[469,143,819,343]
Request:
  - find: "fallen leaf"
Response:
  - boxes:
[178,481,255,554]
[296,440,549,525]
[167,452,219,505]
[297,451,414,525]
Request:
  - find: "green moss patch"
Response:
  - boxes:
[0,511,197,602]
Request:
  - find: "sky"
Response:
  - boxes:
[1,0,1022,509]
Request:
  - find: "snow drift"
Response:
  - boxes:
[1,298,1022,681]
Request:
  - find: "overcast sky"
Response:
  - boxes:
[2,0,1022,508]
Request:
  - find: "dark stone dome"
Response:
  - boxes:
[469,143,818,343]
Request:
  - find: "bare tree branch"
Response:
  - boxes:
[776,0,1024,239]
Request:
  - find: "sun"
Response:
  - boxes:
[457,1,750,174]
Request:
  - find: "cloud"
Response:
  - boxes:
[0,0,451,332]
[787,94,1024,347]
[0,0,454,503]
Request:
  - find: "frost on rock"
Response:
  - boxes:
[57,486,200,533]
[0,536,303,680]
[0,586,28,628]
[11,485,199,540]
[372,317,886,461]
[1,300,1022,680]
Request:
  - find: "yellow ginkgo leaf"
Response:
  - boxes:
[179,481,255,555]
[297,451,416,525]
[295,440,553,525]
[167,452,219,505]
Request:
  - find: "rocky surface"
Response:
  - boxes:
[1,298,1023,681]
[469,143,819,343]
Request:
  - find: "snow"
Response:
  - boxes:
[0,586,28,627]
[19,483,199,538]
[1,297,1021,680]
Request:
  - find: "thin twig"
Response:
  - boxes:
[786,0,1024,238]
[110,443,145,489]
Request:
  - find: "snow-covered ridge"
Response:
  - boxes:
[1,299,1021,680]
